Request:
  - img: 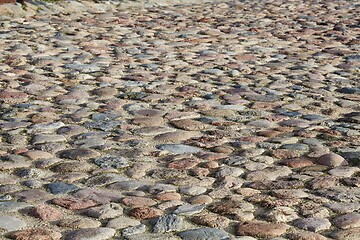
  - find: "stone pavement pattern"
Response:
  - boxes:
[0,0,359,239]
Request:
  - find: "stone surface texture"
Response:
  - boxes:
[0,0,359,239]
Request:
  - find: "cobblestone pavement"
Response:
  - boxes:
[0,0,359,239]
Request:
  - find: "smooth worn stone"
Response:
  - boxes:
[94,156,129,169]
[24,150,54,160]
[154,131,198,143]
[59,148,100,160]
[332,228,360,240]
[122,196,157,208]
[85,203,123,219]
[57,217,101,229]
[0,202,29,212]
[280,143,310,151]
[326,203,360,214]
[191,213,230,228]
[107,180,147,191]
[122,224,147,237]
[317,153,348,167]
[106,216,141,229]
[128,207,163,220]
[52,197,98,210]
[0,216,27,231]
[156,144,203,154]
[179,186,207,196]
[8,228,61,240]
[65,227,116,240]
[246,166,292,181]
[288,231,328,240]
[46,182,78,194]
[174,204,206,216]
[236,221,289,238]
[32,134,67,145]
[279,119,310,128]
[13,189,49,202]
[31,204,63,222]
[152,214,183,233]
[178,228,230,240]
[333,213,360,229]
[329,166,360,177]
[73,188,122,203]
[171,119,208,131]
[271,189,308,199]
[51,162,95,173]
[280,157,314,168]
[131,116,165,126]
[155,192,182,201]
[294,218,332,232]
[188,195,213,204]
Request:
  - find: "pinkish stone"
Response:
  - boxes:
[122,196,157,207]
[128,207,163,220]
[31,204,63,222]
[52,197,98,210]
[9,228,61,240]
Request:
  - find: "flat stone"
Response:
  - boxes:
[180,186,207,196]
[73,188,122,203]
[329,167,360,177]
[332,228,360,240]
[294,218,332,232]
[0,216,27,231]
[8,228,61,240]
[122,224,147,237]
[32,134,67,145]
[318,153,348,167]
[246,166,292,181]
[191,213,230,228]
[288,231,328,240]
[154,131,198,143]
[152,214,183,233]
[236,221,289,238]
[59,148,100,160]
[128,207,163,220]
[65,227,116,240]
[122,196,157,207]
[24,150,54,160]
[13,189,49,202]
[307,176,338,190]
[157,144,203,154]
[85,203,123,219]
[280,158,314,168]
[46,182,78,194]
[52,197,98,210]
[333,213,360,229]
[189,195,213,204]
[155,192,182,201]
[51,162,95,173]
[0,202,29,212]
[265,206,299,223]
[132,116,165,126]
[106,216,141,229]
[173,204,206,216]
[94,156,129,169]
[171,119,208,131]
[178,228,230,240]
[31,204,63,221]
[326,203,360,214]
